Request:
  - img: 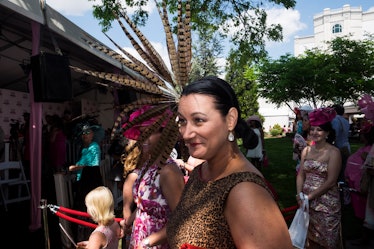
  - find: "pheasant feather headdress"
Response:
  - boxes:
[71,0,192,165]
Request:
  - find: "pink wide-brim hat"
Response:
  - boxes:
[308,107,336,126]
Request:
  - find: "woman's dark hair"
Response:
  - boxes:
[181,76,258,149]
[319,122,336,144]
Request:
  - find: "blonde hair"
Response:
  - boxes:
[85,186,115,226]
[122,139,142,178]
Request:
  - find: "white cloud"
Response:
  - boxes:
[266,7,307,45]
[47,0,156,16]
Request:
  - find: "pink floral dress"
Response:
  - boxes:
[129,163,171,249]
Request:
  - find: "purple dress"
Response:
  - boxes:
[345,145,369,220]
[130,163,171,249]
[302,159,341,248]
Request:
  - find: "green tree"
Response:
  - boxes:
[189,29,223,82]
[257,36,374,109]
[226,50,259,119]
[89,0,296,62]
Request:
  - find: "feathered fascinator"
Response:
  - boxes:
[358,94,374,122]
[308,107,337,126]
[122,105,173,140]
[71,1,192,165]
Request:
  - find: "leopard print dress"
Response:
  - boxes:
[166,164,272,248]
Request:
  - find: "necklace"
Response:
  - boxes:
[313,144,327,153]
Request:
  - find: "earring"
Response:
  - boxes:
[228,131,235,142]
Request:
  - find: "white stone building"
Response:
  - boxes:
[294,4,374,56]
[260,4,374,132]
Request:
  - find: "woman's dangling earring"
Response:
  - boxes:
[228,131,235,142]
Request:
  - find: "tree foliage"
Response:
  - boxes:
[189,30,224,82]
[89,0,296,62]
[226,50,259,119]
[257,36,374,109]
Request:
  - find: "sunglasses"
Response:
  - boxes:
[82,131,91,135]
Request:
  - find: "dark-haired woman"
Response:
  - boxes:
[297,108,342,248]
[167,76,292,248]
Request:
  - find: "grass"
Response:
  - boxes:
[261,135,363,239]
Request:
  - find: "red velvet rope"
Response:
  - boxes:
[49,205,123,228]
[281,205,298,214]
[55,211,98,228]
[280,205,298,221]
[58,206,90,218]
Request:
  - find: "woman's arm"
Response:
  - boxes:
[122,172,138,226]
[160,163,185,210]
[225,181,293,248]
[142,163,184,247]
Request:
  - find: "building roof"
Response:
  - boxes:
[0,0,132,96]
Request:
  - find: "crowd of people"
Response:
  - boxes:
[6,75,371,248]
[96,76,293,248]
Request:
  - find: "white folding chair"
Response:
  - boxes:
[0,161,31,211]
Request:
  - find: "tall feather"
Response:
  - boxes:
[72,0,192,167]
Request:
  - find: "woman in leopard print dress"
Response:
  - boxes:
[167,76,293,249]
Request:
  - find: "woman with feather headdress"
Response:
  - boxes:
[166,76,293,248]
[72,1,291,247]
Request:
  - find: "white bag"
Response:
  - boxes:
[288,194,309,249]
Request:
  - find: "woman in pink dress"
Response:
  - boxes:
[297,107,342,248]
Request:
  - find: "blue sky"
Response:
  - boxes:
[48,0,374,61]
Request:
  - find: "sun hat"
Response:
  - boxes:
[247,115,262,125]
[308,107,336,126]
[75,121,105,144]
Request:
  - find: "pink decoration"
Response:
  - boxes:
[358,94,374,122]
[308,107,336,126]
[123,105,172,140]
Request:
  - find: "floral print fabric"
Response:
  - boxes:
[303,159,341,248]
[129,163,171,249]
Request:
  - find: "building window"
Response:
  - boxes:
[332,24,342,33]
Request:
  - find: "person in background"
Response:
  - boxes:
[121,139,142,249]
[167,76,292,248]
[21,112,30,179]
[107,138,125,186]
[121,105,185,249]
[173,156,205,175]
[352,93,374,246]
[69,122,104,241]
[0,126,5,162]
[345,118,374,244]
[331,104,351,181]
[296,107,342,248]
[246,115,265,170]
[48,115,67,173]
[76,186,123,249]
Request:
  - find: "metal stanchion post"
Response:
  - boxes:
[40,199,50,249]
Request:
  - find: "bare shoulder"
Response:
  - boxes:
[159,162,184,177]
[327,144,340,154]
[229,180,274,206]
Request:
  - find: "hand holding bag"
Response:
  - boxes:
[288,193,309,249]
